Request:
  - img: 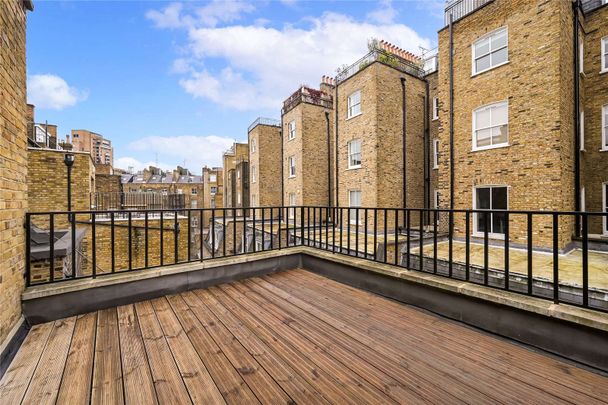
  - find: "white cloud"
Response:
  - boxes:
[146,1,254,29]
[27,74,88,110]
[116,135,236,172]
[158,11,432,110]
[366,0,398,25]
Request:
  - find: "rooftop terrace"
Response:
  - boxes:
[3,270,607,404]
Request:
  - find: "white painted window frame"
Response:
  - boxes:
[347,139,362,169]
[603,182,608,235]
[347,90,362,119]
[348,190,362,225]
[472,185,509,239]
[288,156,296,178]
[432,97,439,120]
[288,120,296,140]
[433,139,439,169]
[602,104,608,151]
[251,138,256,153]
[580,110,585,151]
[472,100,509,151]
[471,26,509,76]
[601,36,608,73]
[251,165,256,183]
[288,193,296,219]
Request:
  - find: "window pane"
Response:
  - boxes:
[491,30,507,50]
[492,46,508,65]
[476,128,492,147]
[475,108,491,129]
[492,103,508,124]
[476,188,491,209]
[492,125,508,144]
[476,54,491,72]
[492,187,507,209]
[475,37,490,56]
[492,212,506,234]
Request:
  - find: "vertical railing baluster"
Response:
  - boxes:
[406,210,411,268]
[301,206,305,247]
[211,209,215,259]
[449,211,454,277]
[465,211,470,281]
[527,213,533,295]
[433,210,438,274]
[504,212,509,290]
[325,207,329,250]
[233,208,237,254]
[160,211,164,266]
[262,208,265,251]
[49,214,55,282]
[394,209,399,265]
[332,207,336,253]
[419,210,424,271]
[26,214,31,286]
[92,212,97,278]
[306,207,310,246]
[270,207,274,250]
[313,208,317,248]
[200,210,204,261]
[188,210,192,261]
[340,208,344,254]
[383,208,388,263]
[112,212,117,272]
[71,213,76,278]
[356,208,360,257]
[484,211,489,286]
[364,208,368,258]
[174,210,178,264]
[128,211,133,271]
[582,213,588,307]
[347,208,351,255]
[223,209,227,256]
[252,208,257,253]
[373,209,377,261]
[553,214,559,304]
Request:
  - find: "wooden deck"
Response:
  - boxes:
[2,270,607,404]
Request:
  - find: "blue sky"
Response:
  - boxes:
[27,0,442,172]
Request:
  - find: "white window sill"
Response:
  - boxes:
[288,175,296,179]
[432,117,439,121]
[346,112,362,121]
[287,137,295,141]
[600,148,608,152]
[432,165,439,170]
[471,143,510,152]
[472,231,505,240]
[346,165,362,171]
[600,69,608,75]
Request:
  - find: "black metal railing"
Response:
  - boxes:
[91,192,186,213]
[247,117,281,133]
[25,207,608,312]
[336,48,425,83]
[444,0,494,25]
[281,87,333,115]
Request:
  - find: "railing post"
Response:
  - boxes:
[25,213,31,286]
[504,212,509,290]
[527,213,533,295]
[112,212,116,272]
[92,212,97,279]
[552,214,559,304]
[49,214,55,282]
[174,211,179,264]
[582,213,589,307]
[160,211,164,266]
[484,211,489,286]
[128,211,133,271]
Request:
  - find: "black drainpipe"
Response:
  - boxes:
[280,115,284,207]
[573,0,581,235]
[449,14,455,210]
[325,111,331,207]
[401,77,407,209]
[424,80,431,224]
[335,82,339,208]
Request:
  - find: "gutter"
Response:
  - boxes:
[424,80,431,223]
[325,111,332,207]
[335,83,339,208]
[573,0,582,235]
[449,14,455,210]
[400,77,407,209]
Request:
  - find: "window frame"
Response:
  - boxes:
[251,138,256,153]
[433,139,439,169]
[580,110,585,151]
[472,100,509,151]
[432,97,439,121]
[347,90,362,119]
[191,188,197,195]
[288,193,296,219]
[288,120,296,140]
[347,139,362,169]
[288,156,296,178]
[251,165,256,183]
[471,26,509,76]
[348,190,362,225]
[601,37,608,73]
[473,185,509,239]
[602,104,608,151]
[603,182,608,235]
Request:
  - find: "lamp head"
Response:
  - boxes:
[64,153,75,167]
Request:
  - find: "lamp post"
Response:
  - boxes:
[64,153,75,211]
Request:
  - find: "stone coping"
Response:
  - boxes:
[23,246,608,333]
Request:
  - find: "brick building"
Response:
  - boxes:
[202,166,223,226]
[222,142,249,214]
[436,0,608,248]
[247,117,281,211]
[281,81,334,222]
[70,129,114,167]
[0,0,33,350]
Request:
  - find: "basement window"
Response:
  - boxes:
[348,139,362,168]
[474,185,508,238]
[288,121,296,140]
[602,37,608,73]
[288,156,296,178]
[432,97,439,120]
[472,101,508,151]
[472,27,508,75]
[347,90,361,119]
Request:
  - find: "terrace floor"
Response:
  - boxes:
[2,270,607,404]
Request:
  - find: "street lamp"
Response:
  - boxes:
[64,153,75,211]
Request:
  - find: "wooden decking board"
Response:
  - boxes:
[256,275,504,403]
[3,269,607,404]
[268,272,568,404]
[165,294,261,405]
[134,300,192,404]
[179,291,292,404]
[215,283,397,404]
[91,308,124,405]
[0,322,53,404]
[289,269,608,402]
[116,304,158,405]
[192,289,333,404]
[22,317,76,405]
[56,313,97,404]
[239,278,460,404]
[150,297,226,404]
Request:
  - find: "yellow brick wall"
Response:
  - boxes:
[0,0,29,346]
[248,123,281,211]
